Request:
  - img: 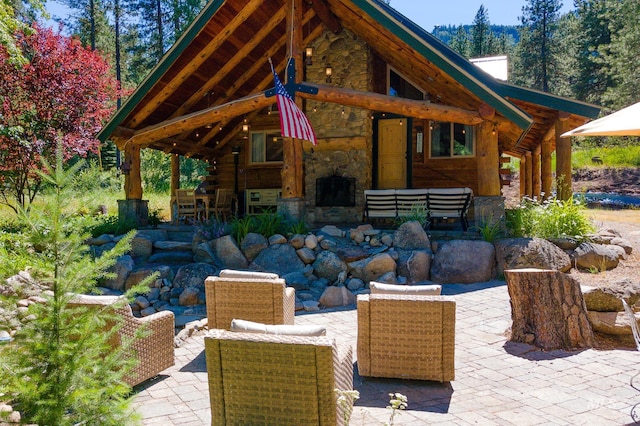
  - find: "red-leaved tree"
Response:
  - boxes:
[0,24,120,211]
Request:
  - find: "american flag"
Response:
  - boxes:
[271,63,317,145]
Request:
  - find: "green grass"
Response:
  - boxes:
[572,145,640,168]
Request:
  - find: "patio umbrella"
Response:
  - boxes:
[561,101,640,137]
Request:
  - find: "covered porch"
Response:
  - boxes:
[97,0,600,227]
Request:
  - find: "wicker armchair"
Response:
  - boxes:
[204,269,295,330]
[357,294,456,382]
[70,294,175,387]
[205,328,353,425]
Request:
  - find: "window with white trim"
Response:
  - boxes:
[429,121,475,158]
[249,130,284,164]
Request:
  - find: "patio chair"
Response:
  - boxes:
[213,188,234,221]
[357,293,455,382]
[70,294,175,387]
[175,188,199,224]
[204,269,295,330]
[204,327,353,425]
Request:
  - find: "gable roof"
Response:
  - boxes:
[99,0,600,158]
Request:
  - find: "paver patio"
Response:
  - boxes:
[132,280,640,425]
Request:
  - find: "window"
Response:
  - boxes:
[249,130,284,164]
[388,68,424,101]
[429,121,474,158]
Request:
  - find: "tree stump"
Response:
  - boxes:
[504,268,594,351]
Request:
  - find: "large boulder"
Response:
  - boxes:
[124,264,173,291]
[587,310,638,336]
[173,263,219,290]
[318,286,355,308]
[313,251,347,283]
[396,249,432,283]
[573,242,620,271]
[240,232,268,262]
[104,255,135,291]
[130,234,153,259]
[581,279,640,312]
[348,252,397,283]
[210,235,248,269]
[495,237,571,275]
[431,240,495,284]
[250,244,305,276]
[392,221,431,250]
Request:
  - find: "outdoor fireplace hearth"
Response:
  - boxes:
[316,175,356,207]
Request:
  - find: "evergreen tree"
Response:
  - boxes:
[570,0,618,104]
[450,25,470,57]
[602,0,640,109]
[0,151,147,425]
[512,0,563,92]
[470,5,496,57]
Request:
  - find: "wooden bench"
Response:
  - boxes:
[426,187,473,231]
[363,187,473,231]
[363,189,428,222]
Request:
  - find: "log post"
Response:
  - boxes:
[532,145,541,199]
[541,136,552,199]
[505,268,594,351]
[124,144,142,200]
[476,121,500,196]
[555,116,573,201]
[519,156,526,198]
[525,151,533,197]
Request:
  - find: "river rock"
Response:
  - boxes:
[319,286,355,308]
[268,234,287,245]
[611,237,633,255]
[305,234,318,249]
[313,251,347,283]
[178,287,203,306]
[495,237,572,274]
[289,234,306,249]
[124,265,173,291]
[296,247,316,264]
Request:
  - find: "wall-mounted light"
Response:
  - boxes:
[242,123,249,133]
[305,47,313,65]
[325,64,332,83]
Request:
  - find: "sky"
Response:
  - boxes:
[45,0,575,32]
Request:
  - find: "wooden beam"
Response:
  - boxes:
[299,83,484,125]
[126,0,265,128]
[525,151,533,197]
[306,0,341,33]
[125,92,273,147]
[541,136,552,199]
[519,156,526,198]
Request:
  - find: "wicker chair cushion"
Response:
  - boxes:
[370,281,442,295]
[230,319,326,336]
[219,269,279,280]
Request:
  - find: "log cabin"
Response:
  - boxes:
[98,0,601,227]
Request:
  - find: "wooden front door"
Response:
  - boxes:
[378,118,407,189]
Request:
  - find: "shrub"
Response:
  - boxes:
[505,196,595,240]
[229,215,254,244]
[394,205,429,228]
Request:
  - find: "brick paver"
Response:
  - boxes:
[132,281,640,425]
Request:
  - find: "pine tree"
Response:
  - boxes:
[450,25,471,57]
[470,5,496,57]
[512,0,563,92]
[0,150,149,425]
